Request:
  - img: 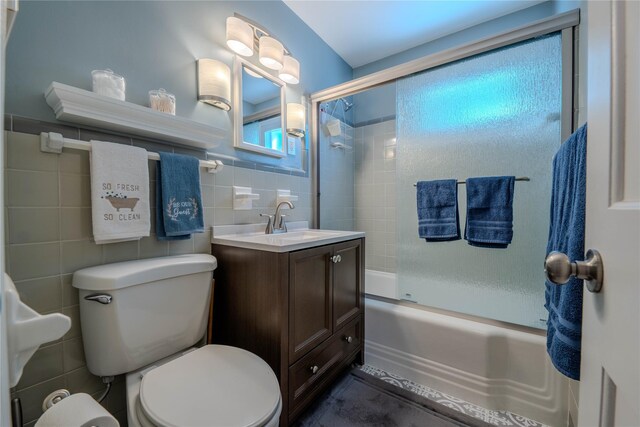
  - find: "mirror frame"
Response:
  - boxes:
[233,56,287,158]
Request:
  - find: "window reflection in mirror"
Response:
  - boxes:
[235,61,286,157]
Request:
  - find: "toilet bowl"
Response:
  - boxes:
[72,255,281,427]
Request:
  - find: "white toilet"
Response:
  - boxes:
[73,254,282,427]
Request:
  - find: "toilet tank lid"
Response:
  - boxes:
[72,254,217,291]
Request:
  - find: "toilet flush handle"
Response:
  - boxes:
[84,294,112,305]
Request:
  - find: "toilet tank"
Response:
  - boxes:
[73,254,217,377]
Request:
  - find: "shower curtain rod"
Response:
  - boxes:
[413,177,530,187]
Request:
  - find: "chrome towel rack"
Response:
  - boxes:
[39,132,224,173]
[413,177,530,187]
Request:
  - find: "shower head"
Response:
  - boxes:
[340,98,354,112]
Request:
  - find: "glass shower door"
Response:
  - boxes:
[396,34,563,328]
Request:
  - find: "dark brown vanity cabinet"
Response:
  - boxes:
[211,238,364,426]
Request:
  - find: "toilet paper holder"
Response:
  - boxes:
[42,389,71,412]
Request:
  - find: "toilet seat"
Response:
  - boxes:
[138,345,281,427]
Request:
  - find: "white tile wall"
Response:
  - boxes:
[354,120,397,273]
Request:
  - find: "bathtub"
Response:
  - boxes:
[364,270,568,427]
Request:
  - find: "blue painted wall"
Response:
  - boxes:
[5,1,352,165]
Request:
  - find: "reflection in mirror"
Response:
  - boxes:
[233,58,286,157]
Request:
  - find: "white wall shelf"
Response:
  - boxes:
[44,82,226,149]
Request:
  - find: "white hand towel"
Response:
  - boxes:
[90,140,150,244]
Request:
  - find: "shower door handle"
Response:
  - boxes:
[544,249,604,293]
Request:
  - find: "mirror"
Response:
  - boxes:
[233,58,287,157]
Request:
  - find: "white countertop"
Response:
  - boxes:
[211,222,365,253]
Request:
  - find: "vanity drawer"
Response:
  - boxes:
[288,317,362,417]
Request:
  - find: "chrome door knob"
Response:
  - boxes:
[344,336,353,343]
[310,365,319,374]
[544,249,604,293]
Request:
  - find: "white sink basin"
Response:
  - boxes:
[212,224,364,252]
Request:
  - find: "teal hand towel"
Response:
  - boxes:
[156,152,204,240]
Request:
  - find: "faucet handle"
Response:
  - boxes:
[277,214,288,231]
[259,213,274,234]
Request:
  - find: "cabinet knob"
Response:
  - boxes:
[337,255,342,262]
[310,365,319,374]
[331,255,338,263]
[344,336,353,343]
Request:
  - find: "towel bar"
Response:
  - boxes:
[413,177,530,187]
[40,131,223,173]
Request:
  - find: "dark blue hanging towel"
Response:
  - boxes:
[156,152,204,241]
[416,180,461,241]
[545,123,587,380]
[464,176,515,248]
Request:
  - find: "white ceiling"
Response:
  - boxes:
[283,0,547,68]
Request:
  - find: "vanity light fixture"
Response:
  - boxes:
[286,103,305,137]
[226,16,254,57]
[225,13,300,84]
[279,56,300,85]
[259,36,284,70]
[197,59,231,111]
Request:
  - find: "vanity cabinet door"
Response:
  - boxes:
[332,239,362,331]
[289,245,333,364]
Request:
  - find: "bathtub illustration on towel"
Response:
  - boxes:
[102,193,140,211]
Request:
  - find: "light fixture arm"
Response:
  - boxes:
[233,13,292,56]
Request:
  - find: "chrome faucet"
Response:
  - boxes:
[260,201,295,234]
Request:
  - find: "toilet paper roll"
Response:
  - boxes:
[35,393,119,427]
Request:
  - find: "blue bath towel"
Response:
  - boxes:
[545,124,587,381]
[464,176,515,248]
[416,180,460,241]
[156,152,204,240]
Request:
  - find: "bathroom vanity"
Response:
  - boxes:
[211,225,365,425]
